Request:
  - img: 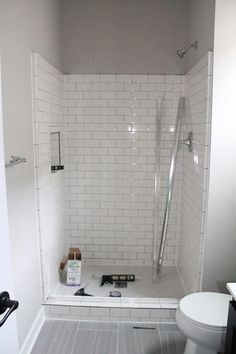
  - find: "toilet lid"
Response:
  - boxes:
[179,292,232,327]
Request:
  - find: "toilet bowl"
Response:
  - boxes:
[176,292,232,354]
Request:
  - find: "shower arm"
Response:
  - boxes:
[176,41,198,58]
[184,42,197,53]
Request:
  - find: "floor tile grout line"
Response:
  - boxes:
[116,321,120,354]
[34,321,55,354]
[69,321,81,354]
[45,319,63,354]
[158,325,164,354]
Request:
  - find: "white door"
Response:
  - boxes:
[0,59,19,353]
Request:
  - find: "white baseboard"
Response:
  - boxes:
[19,307,45,354]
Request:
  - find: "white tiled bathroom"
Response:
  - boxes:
[1,1,236,353]
[32,50,212,310]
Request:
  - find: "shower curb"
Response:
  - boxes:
[43,299,179,323]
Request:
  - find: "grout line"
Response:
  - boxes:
[69,321,80,354]
[116,321,120,354]
[158,325,164,354]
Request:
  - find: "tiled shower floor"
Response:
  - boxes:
[52,266,185,300]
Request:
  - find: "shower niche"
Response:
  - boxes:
[50,132,64,172]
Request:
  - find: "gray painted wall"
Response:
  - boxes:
[186,0,215,71]
[61,0,215,75]
[0,0,61,348]
[202,0,236,293]
[61,0,188,74]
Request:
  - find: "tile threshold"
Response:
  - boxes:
[46,295,179,309]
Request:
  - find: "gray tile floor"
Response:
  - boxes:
[31,320,186,354]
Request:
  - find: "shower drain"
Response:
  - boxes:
[132,326,156,330]
[115,281,127,288]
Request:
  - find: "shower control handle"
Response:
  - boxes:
[0,292,19,327]
[182,131,193,152]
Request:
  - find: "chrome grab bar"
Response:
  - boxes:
[157,97,185,274]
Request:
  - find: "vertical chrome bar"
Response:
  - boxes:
[157,97,185,274]
[153,99,162,267]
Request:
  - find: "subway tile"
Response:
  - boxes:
[49,306,70,316]
[70,307,90,316]
[100,74,116,82]
[130,309,150,318]
[34,57,211,277]
[84,74,100,82]
[76,82,91,91]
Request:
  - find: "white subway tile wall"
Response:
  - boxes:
[44,304,176,323]
[178,53,213,292]
[32,52,212,300]
[32,53,66,298]
[64,74,185,266]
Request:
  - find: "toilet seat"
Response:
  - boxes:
[179,292,232,328]
[178,308,227,332]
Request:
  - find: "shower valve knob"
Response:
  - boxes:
[182,131,193,152]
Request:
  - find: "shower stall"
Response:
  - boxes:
[32,51,213,318]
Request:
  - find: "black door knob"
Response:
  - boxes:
[0,292,19,327]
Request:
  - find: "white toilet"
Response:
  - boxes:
[176,292,232,354]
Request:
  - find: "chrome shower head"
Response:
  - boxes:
[176,41,198,58]
[176,48,186,58]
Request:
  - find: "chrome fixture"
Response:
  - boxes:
[157,97,185,275]
[176,41,198,58]
[5,155,27,168]
[152,99,162,280]
[182,131,193,152]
